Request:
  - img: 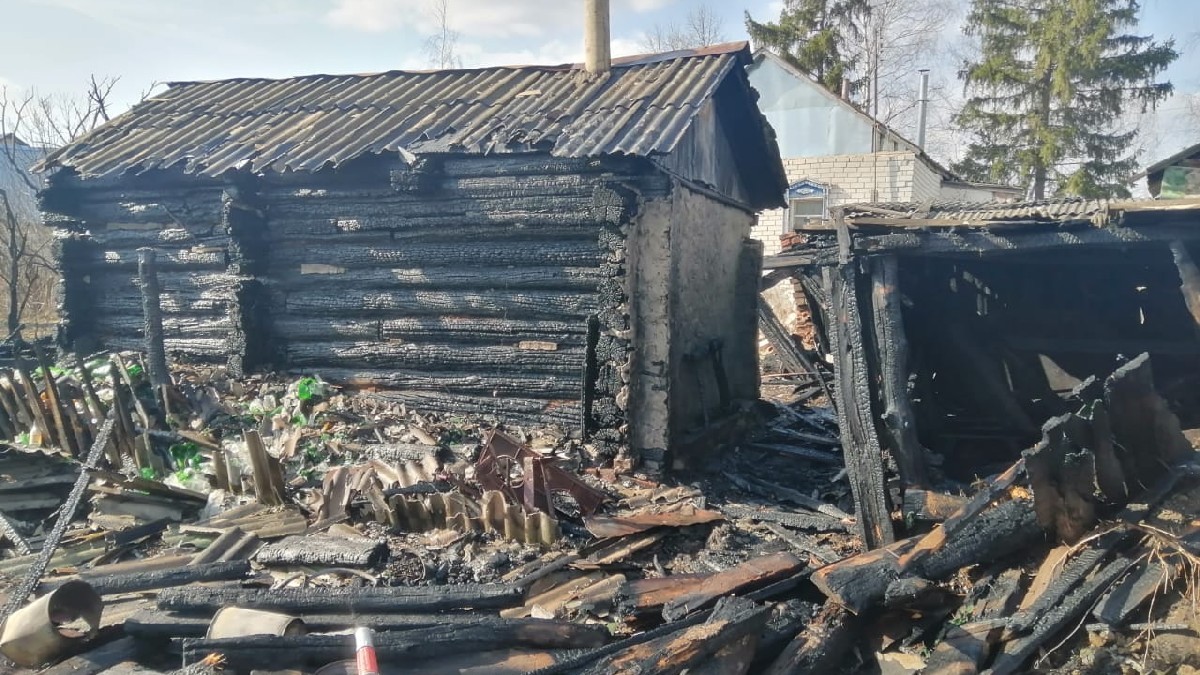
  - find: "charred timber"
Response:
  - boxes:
[270,237,604,269]
[180,620,607,671]
[157,583,524,614]
[283,342,585,374]
[282,289,597,319]
[307,370,581,398]
[273,316,588,345]
[269,265,604,292]
[44,560,250,596]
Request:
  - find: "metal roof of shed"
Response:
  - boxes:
[39,43,786,209]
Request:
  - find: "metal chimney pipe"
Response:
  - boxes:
[916,69,930,150]
[840,77,850,100]
[584,0,611,75]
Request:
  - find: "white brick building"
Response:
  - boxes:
[748,53,1020,256]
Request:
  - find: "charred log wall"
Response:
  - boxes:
[41,172,236,362]
[258,155,642,438]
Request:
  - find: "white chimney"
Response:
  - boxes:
[584,0,611,75]
[916,69,930,151]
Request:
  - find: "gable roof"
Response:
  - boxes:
[39,42,786,209]
[1134,141,1200,181]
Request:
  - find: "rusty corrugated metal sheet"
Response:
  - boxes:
[41,43,763,182]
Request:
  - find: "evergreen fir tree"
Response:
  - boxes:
[952,0,1176,199]
[745,0,871,95]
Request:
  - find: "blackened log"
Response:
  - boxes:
[811,499,1042,614]
[283,288,596,320]
[102,336,230,357]
[96,314,233,337]
[136,248,170,388]
[157,583,523,614]
[252,534,385,568]
[828,262,894,548]
[84,247,226,270]
[923,569,1024,675]
[902,489,968,523]
[180,620,607,671]
[283,341,584,373]
[48,560,250,596]
[309,370,581,398]
[869,255,927,488]
[272,236,603,270]
[273,316,589,345]
[126,610,603,640]
[365,391,582,426]
[273,265,603,292]
[762,601,856,675]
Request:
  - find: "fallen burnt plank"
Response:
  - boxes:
[749,600,818,672]
[1024,414,1100,543]
[157,583,523,614]
[43,560,249,596]
[1093,560,1171,627]
[180,620,607,671]
[757,301,833,404]
[1103,353,1193,489]
[126,609,599,640]
[762,600,857,675]
[252,533,385,568]
[617,552,804,622]
[582,597,770,675]
[903,489,968,523]
[720,504,849,533]
[988,557,1136,675]
[812,498,1041,614]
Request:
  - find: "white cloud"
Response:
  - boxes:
[453,36,644,68]
[325,0,671,38]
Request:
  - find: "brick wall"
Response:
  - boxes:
[752,150,941,255]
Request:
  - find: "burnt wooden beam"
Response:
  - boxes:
[136,248,170,388]
[180,620,607,671]
[869,255,928,488]
[43,560,249,596]
[828,262,895,548]
[157,583,524,615]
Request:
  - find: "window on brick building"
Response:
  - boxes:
[786,180,827,232]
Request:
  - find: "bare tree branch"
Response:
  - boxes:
[424,0,462,69]
[640,4,725,52]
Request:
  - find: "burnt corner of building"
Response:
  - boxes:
[772,198,1200,547]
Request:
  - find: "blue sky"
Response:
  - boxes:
[1,0,1197,165]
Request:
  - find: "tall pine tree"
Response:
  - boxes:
[953,0,1176,199]
[745,0,871,95]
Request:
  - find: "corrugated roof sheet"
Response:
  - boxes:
[40,42,783,207]
[841,197,1200,228]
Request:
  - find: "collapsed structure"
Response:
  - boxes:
[36,43,786,471]
[769,196,1200,547]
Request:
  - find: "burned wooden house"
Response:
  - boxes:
[770,197,1200,547]
[37,43,786,472]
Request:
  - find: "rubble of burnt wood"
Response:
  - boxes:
[0,344,1198,673]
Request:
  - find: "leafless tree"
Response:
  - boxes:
[848,0,958,127]
[640,4,726,52]
[424,0,462,69]
[0,76,118,335]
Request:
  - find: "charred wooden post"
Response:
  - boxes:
[757,300,832,403]
[869,255,928,488]
[136,248,170,389]
[828,261,895,549]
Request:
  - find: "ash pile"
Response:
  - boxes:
[0,344,1198,674]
